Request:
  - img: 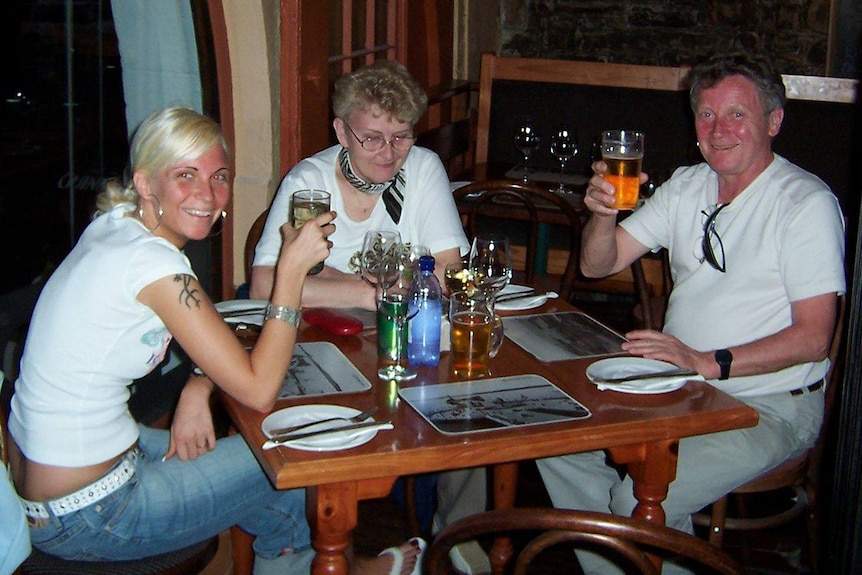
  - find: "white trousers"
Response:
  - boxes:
[536,388,824,575]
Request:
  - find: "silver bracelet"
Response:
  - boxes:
[264,302,302,327]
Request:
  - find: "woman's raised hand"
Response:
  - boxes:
[278,210,336,275]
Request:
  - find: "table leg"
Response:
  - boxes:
[489,462,518,575]
[307,479,397,575]
[608,439,679,571]
[307,483,357,575]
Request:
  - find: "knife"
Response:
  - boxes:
[591,368,699,385]
[220,307,266,318]
[262,420,393,450]
[495,289,557,303]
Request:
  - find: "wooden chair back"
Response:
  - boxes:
[452,180,583,302]
[244,209,270,287]
[475,53,693,175]
[426,507,745,575]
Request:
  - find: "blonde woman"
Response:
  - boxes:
[8,107,422,575]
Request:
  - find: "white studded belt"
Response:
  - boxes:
[20,448,140,520]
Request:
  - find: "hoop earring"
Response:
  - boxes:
[207,210,228,239]
[137,195,163,232]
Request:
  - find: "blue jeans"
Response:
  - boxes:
[28,425,310,562]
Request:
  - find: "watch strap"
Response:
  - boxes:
[715,349,733,380]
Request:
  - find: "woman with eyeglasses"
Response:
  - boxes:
[542,51,845,575]
[250,61,469,309]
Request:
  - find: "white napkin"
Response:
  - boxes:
[596,374,705,394]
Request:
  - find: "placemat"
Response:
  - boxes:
[399,374,591,435]
[278,342,372,398]
[502,311,626,362]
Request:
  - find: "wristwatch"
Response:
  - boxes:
[264,302,302,327]
[715,349,733,380]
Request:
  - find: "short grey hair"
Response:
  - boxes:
[687,52,786,115]
[332,60,428,126]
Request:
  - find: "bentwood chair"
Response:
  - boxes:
[452,179,583,302]
[426,508,745,575]
[691,295,846,573]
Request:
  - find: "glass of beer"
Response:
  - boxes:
[449,290,494,379]
[601,130,645,210]
[291,189,331,274]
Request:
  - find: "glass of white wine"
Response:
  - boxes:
[469,235,512,357]
[291,189,331,274]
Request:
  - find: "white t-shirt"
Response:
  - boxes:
[621,155,846,397]
[9,205,195,466]
[253,145,469,272]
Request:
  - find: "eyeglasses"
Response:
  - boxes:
[343,122,415,152]
[700,203,728,273]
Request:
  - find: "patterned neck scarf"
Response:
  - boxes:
[338,147,405,224]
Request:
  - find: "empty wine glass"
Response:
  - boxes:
[376,279,419,381]
[360,230,418,381]
[360,230,402,298]
[513,119,541,182]
[469,235,512,357]
[549,126,579,193]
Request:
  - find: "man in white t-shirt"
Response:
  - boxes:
[537,52,845,575]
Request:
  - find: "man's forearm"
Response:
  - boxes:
[580,215,621,278]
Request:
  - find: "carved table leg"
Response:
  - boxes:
[489,462,518,575]
[608,440,679,569]
[307,478,397,575]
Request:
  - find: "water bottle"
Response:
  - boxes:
[408,255,442,367]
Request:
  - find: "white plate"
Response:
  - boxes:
[215,299,267,326]
[495,285,557,311]
[261,404,380,451]
[586,357,700,394]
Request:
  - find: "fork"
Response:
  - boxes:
[267,406,379,437]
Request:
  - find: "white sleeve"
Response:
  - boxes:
[400,147,470,256]
[253,149,336,267]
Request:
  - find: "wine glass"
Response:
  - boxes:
[360,230,418,381]
[360,230,402,298]
[513,119,541,182]
[469,235,512,357]
[549,126,579,193]
[470,235,513,298]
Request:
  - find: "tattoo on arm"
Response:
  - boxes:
[174,274,202,309]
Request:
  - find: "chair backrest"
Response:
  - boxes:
[808,294,847,482]
[426,507,745,575]
[475,53,858,217]
[452,180,583,302]
[243,209,270,286]
[475,53,693,176]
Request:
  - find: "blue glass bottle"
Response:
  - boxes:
[408,255,442,367]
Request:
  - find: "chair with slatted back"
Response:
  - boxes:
[691,295,846,573]
[0,382,220,575]
[426,508,745,575]
[452,179,583,302]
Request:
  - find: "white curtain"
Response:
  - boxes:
[110,0,202,134]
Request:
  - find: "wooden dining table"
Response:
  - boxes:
[220,298,758,575]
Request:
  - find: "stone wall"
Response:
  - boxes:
[498,0,833,75]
